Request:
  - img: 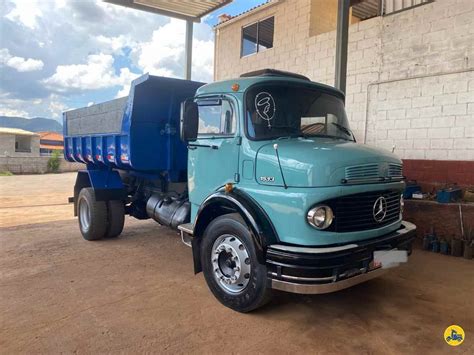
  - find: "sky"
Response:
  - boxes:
[0,0,267,122]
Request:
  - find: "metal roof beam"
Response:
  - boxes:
[104,0,201,22]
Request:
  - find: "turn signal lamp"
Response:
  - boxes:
[225,183,234,193]
[231,83,240,92]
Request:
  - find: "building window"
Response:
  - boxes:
[383,0,433,16]
[15,135,32,153]
[241,16,274,57]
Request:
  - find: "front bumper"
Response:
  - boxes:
[266,221,416,294]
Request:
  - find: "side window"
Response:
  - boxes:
[197,100,236,136]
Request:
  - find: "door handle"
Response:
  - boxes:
[188,144,219,150]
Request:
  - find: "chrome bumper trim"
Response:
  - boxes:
[268,220,416,255]
[270,267,387,295]
[268,243,359,254]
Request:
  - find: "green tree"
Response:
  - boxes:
[47,150,62,173]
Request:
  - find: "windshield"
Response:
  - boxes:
[245,84,353,141]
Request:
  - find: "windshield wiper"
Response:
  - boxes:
[332,123,356,141]
[276,134,305,140]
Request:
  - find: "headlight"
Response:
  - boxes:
[400,194,404,214]
[307,205,334,229]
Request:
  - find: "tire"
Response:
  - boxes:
[77,188,107,241]
[201,213,272,312]
[105,200,125,238]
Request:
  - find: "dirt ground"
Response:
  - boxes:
[1,173,473,354]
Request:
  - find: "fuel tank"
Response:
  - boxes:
[146,194,190,230]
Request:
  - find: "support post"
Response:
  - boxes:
[185,20,193,80]
[335,0,350,94]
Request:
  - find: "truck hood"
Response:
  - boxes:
[255,137,401,187]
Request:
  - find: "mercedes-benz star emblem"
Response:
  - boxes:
[373,196,387,222]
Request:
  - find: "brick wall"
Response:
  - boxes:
[403,159,474,190]
[214,0,474,163]
[404,200,474,240]
[0,157,82,174]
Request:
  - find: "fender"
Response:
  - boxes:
[73,168,126,215]
[191,189,279,273]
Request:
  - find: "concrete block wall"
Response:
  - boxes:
[214,0,474,162]
[0,156,82,174]
[366,71,474,160]
[0,134,40,157]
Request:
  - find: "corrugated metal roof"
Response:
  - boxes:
[352,0,380,20]
[0,127,38,136]
[215,0,274,27]
[105,0,233,22]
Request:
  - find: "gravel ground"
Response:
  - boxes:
[0,173,473,354]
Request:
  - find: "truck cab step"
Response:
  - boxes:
[178,223,194,235]
[178,223,194,248]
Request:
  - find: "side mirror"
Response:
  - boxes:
[180,99,198,142]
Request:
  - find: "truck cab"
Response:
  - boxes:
[65,69,415,312]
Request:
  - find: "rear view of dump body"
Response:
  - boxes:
[64,74,204,182]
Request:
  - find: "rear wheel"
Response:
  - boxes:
[77,188,107,241]
[201,214,272,312]
[105,200,125,238]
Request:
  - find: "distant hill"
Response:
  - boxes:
[0,116,62,132]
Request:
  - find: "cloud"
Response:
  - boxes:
[0,48,44,72]
[0,107,29,117]
[4,0,43,29]
[133,19,214,82]
[48,95,68,118]
[0,94,41,118]
[43,53,139,94]
[1,0,216,120]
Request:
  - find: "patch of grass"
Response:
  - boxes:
[0,171,13,176]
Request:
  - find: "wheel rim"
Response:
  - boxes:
[79,198,91,232]
[211,234,251,294]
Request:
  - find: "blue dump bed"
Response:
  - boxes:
[63,74,204,182]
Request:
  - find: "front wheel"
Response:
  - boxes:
[201,214,272,312]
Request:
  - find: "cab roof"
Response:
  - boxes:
[196,69,345,99]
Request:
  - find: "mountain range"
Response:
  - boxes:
[0,116,62,132]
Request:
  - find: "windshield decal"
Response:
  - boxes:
[255,92,276,128]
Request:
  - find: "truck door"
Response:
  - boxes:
[188,97,240,212]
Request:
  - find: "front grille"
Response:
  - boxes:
[344,163,404,184]
[388,163,403,178]
[345,164,379,180]
[327,190,401,233]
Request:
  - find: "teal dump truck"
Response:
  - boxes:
[65,69,415,312]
